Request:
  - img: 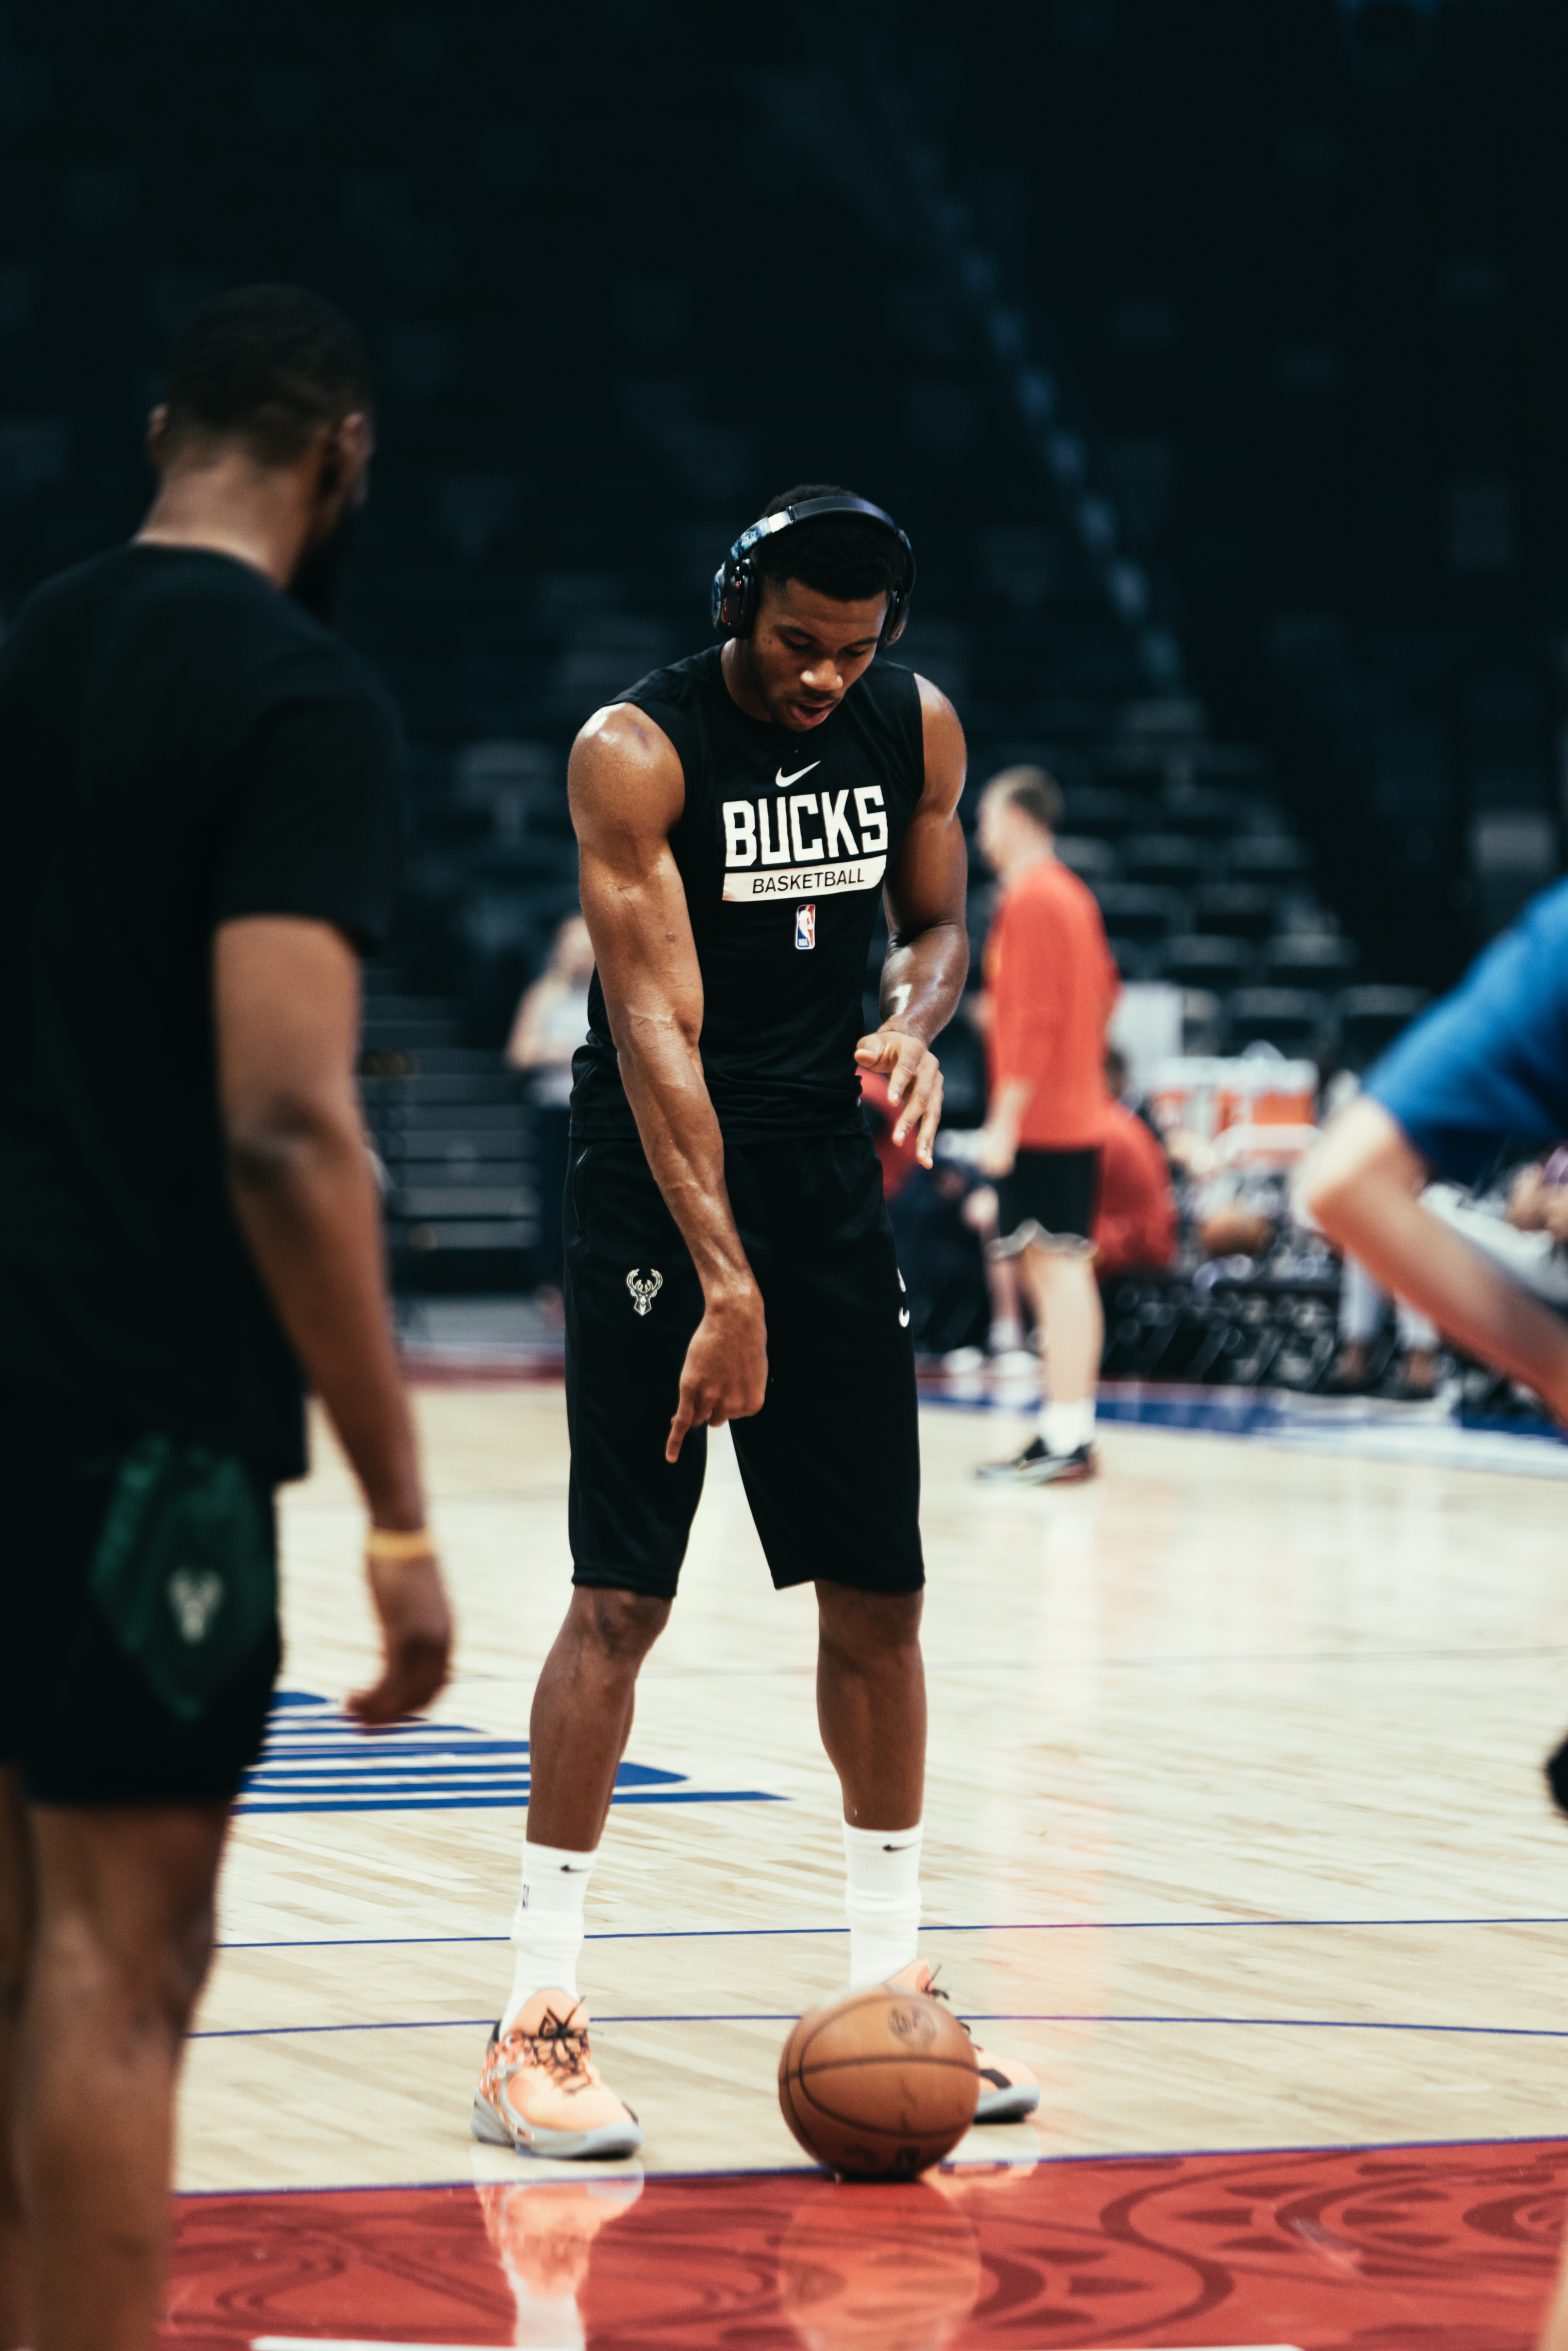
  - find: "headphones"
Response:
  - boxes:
[710,494,917,647]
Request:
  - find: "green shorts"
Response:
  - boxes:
[0,1397,279,1806]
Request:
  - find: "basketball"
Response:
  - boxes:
[777,1987,979,2180]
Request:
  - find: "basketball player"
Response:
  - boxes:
[972,768,1120,1483]
[1295,880,1568,2351]
[0,286,451,2351]
[1299,882,1568,1437]
[473,488,1038,2157]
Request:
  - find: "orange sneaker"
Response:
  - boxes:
[886,1960,1040,2126]
[472,1990,642,2160]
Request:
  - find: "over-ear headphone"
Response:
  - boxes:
[710,494,917,647]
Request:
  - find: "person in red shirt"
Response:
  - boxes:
[1095,1082,1179,1276]
[974,767,1120,1481]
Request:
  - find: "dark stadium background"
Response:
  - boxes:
[4,0,1563,1330]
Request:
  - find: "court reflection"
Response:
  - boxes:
[571,2162,1034,2351]
[776,2177,982,2351]
[477,2171,645,2350]
[164,2134,1567,2347]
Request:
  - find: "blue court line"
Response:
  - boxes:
[927,1381,1568,1441]
[190,2010,1568,2043]
[237,1789,779,1815]
[172,2124,1568,2201]
[215,1913,1568,1951]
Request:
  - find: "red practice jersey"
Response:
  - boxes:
[984,858,1121,1149]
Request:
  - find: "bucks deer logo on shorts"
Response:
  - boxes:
[626,1268,664,1317]
[167,1565,225,1645]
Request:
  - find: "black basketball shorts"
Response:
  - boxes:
[992,1146,1103,1259]
[564,1132,925,1601]
[0,1396,279,1806]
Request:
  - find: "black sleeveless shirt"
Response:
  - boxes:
[570,646,926,1142]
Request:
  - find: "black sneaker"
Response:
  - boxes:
[976,1436,1097,1485]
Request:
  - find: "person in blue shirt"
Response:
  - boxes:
[1302,880,1568,1431]
[1301,882,1568,2351]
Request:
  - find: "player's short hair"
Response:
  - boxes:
[160,284,373,468]
[985,764,1064,835]
[752,482,907,605]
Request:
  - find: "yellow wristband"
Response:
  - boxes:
[365,1526,434,1562]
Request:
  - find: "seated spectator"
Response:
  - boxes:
[1505,1148,1568,1245]
[1095,1091,1179,1277]
[1328,1257,1440,1399]
[506,914,595,1302]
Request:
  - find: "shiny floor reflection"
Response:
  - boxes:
[164,2136,1566,2350]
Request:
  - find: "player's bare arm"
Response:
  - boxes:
[1299,1094,1568,1423]
[569,703,768,1461]
[854,676,969,1167]
[216,915,452,1723]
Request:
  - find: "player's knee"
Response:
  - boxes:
[571,1585,671,1668]
[36,1882,216,2039]
[0,1914,30,2024]
[817,1584,924,1665]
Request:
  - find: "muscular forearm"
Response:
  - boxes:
[616,1016,754,1299]
[1308,1159,1568,1418]
[879,919,968,1044]
[227,1116,425,1526]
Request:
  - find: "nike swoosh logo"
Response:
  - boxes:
[774,761,822,789]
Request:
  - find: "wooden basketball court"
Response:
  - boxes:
[163,1379,1568,2348]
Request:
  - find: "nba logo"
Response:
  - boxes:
[795,902,816,951]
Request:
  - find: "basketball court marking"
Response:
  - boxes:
[185,2008,1568,2041]
[930,1372,1568,1478]
[174,2137,1566,2344]
[214,1911,1568,1947]
[173,1387,1568,2341]
[238,1687,778,1814]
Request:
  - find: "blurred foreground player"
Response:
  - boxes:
[973,768,1120,1483]
[1296,879,1568,2351]
[473,488,1037,2157]
[0,286,451,2351]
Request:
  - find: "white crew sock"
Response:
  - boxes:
[843,1820,923,1987]
[990,1315,1024,1353]
[1040,1397,1095,1456]
[504,1840,596,2025]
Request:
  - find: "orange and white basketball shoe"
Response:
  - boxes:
[472,1991,642,2160]
[885,1960,1041,2126]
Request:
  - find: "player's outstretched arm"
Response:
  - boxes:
[569,706,767,1461]
[215,916,452,1723]
[1298,1095,1568,1422]
[855,676,970,1167]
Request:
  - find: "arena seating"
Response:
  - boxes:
[0,7,1433,1305]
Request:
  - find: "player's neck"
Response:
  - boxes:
[136,455,312,593]
[1002,840,1056,887]
[719,638,774,725]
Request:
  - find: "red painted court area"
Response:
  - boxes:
[164,2137,1566,2349]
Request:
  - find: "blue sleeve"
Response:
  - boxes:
[1367,879,1568,1185]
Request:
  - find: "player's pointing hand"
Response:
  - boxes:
[855,1028,945,1169]
[667,1283,769,1463]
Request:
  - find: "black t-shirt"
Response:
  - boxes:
[570,646,925,1142]
[0,544,402,1483]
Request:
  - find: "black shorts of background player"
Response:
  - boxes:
[473,489,1043,2160]
[0,288,451,2351]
